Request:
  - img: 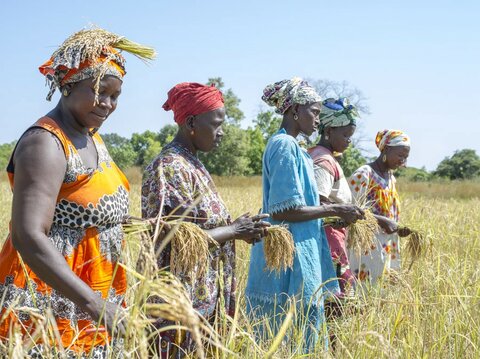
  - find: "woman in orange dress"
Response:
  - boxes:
[0,28,154,357]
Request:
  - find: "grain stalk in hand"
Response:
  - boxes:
[263,225,295,273]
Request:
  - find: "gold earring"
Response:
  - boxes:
[63,89,69,97]
[382,154,387,162]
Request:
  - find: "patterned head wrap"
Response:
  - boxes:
[262,77,322,114]
[163,82,224,125]
[375,129,411,152]
[39,27,155,103]
[318,97,359,133]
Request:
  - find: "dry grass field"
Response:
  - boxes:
[0,172,479,358]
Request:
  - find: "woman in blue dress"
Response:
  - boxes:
[246,78,365,352]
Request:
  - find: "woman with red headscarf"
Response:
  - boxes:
[141,82,270,358]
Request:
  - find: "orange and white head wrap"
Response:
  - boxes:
[375,129,411,152]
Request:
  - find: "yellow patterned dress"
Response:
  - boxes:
[348,164,401,283]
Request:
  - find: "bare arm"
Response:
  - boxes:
[374,214,399,234]
[205,226,236,245]
[272,204,365,224]
[11,129,124,334]
[205,213,270,245]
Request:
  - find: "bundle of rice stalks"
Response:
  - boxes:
[263,225,295,273]
[346,210,379,254]
[401,227,430,269]
[53,27,156,63]
[170,222,218,278]
[123,218,217,278]
[115,37,156,61]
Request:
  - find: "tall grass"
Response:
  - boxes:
[397,178,480,199]
[0,177,479,358]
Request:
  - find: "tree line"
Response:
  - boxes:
[0,78,479,181]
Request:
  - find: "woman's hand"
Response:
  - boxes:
[84,297,127,336]
[231,213,270,243]
[397,226,412,237]
[331,204,365,225]
[145,217,172,241]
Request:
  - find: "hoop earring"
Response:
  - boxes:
[382,154,387,163]
[293,114,299,121]
[62,89,69,97]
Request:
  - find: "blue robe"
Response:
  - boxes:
[246,129,339,349]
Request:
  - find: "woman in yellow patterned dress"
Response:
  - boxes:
[348,129,412,284]
[0,28,154,357]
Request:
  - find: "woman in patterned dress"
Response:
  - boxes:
[0,28,154,357]
[348,129,412,284]
[141,82,270,358]
[245,79,365,352]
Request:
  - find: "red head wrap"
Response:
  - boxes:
[162,82,224,125]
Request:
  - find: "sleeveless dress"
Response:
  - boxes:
[0,117,129,357]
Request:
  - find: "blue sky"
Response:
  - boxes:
[1,0,479,170]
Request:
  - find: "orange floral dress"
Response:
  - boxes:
[347,164,401,283]
[0,117,129,357]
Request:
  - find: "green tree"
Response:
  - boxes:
[131,131,162,167]
[434,149,480,180]
[246,128,265,175]
[395,166,432,182]
[200,124,251,176]
[253,110,282,141]
[0,141,16,171]
[338,145,367,177]
[207,77,244,125]
[158,124,178,146]
[102,134,137,170]
[143,138,163,166]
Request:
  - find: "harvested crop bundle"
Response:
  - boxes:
[263,225,295,273]
[346,210,378,254]
[170,222,217,278]
[401,227,430,269]
[124,219,217,278]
